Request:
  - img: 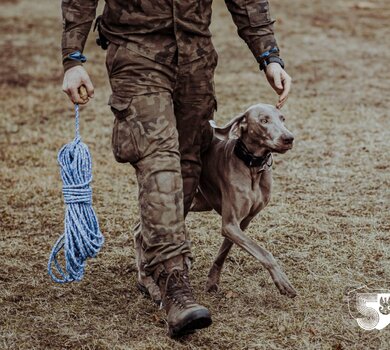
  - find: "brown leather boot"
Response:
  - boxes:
[155,255,212,338]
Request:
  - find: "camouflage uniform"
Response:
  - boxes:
[61,0,279,275]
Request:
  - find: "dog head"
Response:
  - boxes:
[213,104,294,153]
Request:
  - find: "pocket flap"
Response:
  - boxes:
[108,95,132,112]
[246,1,271,27]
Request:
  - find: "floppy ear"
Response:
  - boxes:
[211,113,247,140]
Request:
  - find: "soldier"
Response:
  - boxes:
[61,0,291,338]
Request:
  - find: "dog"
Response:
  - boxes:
[135,103,297,303]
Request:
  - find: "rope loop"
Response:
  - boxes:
[48,104,104,283]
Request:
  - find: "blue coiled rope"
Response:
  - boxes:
[48,104,104,283]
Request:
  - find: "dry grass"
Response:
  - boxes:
[1,0,390,349]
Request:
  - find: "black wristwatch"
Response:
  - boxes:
[259,56,285,71]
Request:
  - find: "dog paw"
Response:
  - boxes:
[205,282,219,293]
[282,285,297,298]
[272,270,297,298]
[276,278,297,298]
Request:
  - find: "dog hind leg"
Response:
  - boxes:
[205,238,233,292]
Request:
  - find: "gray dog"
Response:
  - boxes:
[136,103,297,303]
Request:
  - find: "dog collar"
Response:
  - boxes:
[234,138,272,169]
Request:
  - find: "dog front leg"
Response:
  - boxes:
[205,238,233,292]
[222,222,297,298]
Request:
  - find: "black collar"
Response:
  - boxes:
[234,138,272,168]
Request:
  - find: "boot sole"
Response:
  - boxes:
[169,309,212,338]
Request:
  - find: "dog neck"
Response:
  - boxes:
[234,138,272,169]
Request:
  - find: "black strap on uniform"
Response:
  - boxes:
[94,15,109,50]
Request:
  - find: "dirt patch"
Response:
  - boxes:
[0,40,35,87]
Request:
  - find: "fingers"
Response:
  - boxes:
[83,78,95,98]
[62,80,83,104]
[62,83,73,104]
[276,94,287,109]
[280,72,292,101]
[276,72,292,109]
[69,86,84,104]
[265,63,292,109]
[62,66,94,105]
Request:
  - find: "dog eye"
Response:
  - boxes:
[280,116,286,122]
[261,119,268,124]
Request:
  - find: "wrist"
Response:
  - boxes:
[258,47,285,72]
[260,56,285,72]
[63,60,83,73]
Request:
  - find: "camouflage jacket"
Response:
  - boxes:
[62,0,280,71]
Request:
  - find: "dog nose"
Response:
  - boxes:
[281,134,294,145]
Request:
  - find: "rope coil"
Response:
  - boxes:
[48,104,104,283]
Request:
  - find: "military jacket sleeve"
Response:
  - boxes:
[224,0,280,63]
[61,0,98,72]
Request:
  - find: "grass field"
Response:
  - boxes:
[1,0,390,349]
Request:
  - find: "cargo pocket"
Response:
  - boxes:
[109,95,140,164]
[246,0,272,27]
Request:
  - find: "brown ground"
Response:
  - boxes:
[1,0,390,349]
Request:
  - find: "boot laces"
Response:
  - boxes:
[163,269,195,309]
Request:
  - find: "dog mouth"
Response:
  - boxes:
[270,142,293,153]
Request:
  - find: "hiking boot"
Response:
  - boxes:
[155,256,212,338]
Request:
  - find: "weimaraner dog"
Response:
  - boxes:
[135,103,297,303]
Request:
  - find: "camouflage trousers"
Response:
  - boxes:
[106,43,218,275]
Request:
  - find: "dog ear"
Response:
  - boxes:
[212,113,247,140]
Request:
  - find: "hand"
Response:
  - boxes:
[265,62,292,109]
[62,66,94,104]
